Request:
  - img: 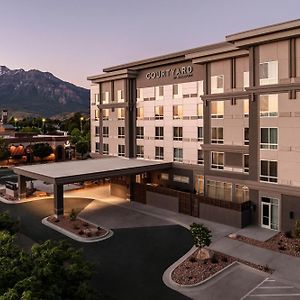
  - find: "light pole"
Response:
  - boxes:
[42,118,46,134]
[80,117,84,133]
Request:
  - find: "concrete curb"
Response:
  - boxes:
[42,217,113,243]
[0,196,53,204]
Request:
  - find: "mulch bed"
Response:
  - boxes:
[47,215,108,239]
[171,249,271,286]
[233,233,300,258]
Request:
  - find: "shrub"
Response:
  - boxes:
[284,231,292,239]
[189,256,197,263]
[293,220,300,239]
[295,244,300,252]
[69,209,78,221]
[190,223,212,249]
[221,256,228,263]
[0,211,20,234]
[211,254,218,264]
[263,264,270,272]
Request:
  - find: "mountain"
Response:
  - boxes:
[0,66,89,117]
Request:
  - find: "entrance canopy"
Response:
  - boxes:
[13,157,172,185]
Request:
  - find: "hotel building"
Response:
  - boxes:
[88,19,300,232]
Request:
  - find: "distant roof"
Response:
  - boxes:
[1,124,15,130]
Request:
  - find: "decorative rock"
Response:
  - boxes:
[196,248,213,260]
[228,233,238,239]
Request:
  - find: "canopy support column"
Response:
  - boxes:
[54,183,64,217]
[18,175,27,200]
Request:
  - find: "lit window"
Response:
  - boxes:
[260,160,277,183]
[94,109,99,119]
[173,148,183,162]
[136,127,144,139]
[173,175,189,184]
[154,106,164,120]
[118,127,125,138]
[101,91,110,104]
[103,126,109,138]
[117,89,124,103]
[211,127,223,144]
[244,154,249,173]
[118,108,125,120]
[259,61,278,85]
[235,184,249,202]
[197,103,203,119]
[211,101,224,118]
[155,147,164,160]
[173,105,183,119]
[260,94,278,117]
[102,109,109,120]
[211,152,224,170]
[136,107,144,120]
[155,127,164,140]
[197,150,204,165]
[243,99,249,117]
[211,75,224,93]
[118,145,125,157]
[207,180,232,201]
[194,175,204,195]
[136,145,144,158]
[173,127,183,141]
[136,88,141,101]
[243,72,249,90]
[261,128,278,149]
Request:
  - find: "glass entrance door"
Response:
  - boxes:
[261,202,271,229]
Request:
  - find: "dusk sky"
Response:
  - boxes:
[1,0,299,88]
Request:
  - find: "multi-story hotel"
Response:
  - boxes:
[88,19,300,232]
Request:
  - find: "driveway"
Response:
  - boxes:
[0,198,193,300]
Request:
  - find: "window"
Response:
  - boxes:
[243,99,249,117]
[260,160,277,183]
[197,150,204,165]
[173,105,183,119]
[259,61,278,85]
[101,91,110,104]
[95,142,100,153]
[156,86,164,98]
[198,81,204,96]
[211,152,224,169]
[103,126,109,138]
[161,173,169,180]
[194,175,204,195]
[118,108,125,120]
[243,71,249,90]
[103,143,109,155]
[173,127,183,141]
[211,127,223,144]
[198,127,203,142]
[155,147,164,160]
[173,175,189,184]
[261,128,278,149]
[95,126,100,136]
[173,84,179,97]
[136,127,144,139]
[137,107,144,120]
[118,144,125,157]
[207,180,232,201]
[102,109,109,120]
[117,89,124,103]
[244,128,249,145]
[235,184,249,203]
[173,148,183,162]
[211,75,224,93]
[118,127,125,138]
[260,94,278,117]
[154,106,164,120]
[155,127,164,140]
[197,103,203,119]
[244,154,249,173]
[94,93,100,104]
[136,88,141,100]
[94,109,99,119]
[211,101,224,118]
[136,145,144,158]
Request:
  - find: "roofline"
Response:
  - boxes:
[226,18,300,42]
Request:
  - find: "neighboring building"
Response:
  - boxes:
[88,19,300,231]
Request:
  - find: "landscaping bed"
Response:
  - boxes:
[171,249,271,286]
[47,215,108,239]
[232,232,300,258]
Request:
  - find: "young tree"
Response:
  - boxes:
[32,143,53,161]
[190,223,212,249]
[0,138,10,162]
[76,138,89,159]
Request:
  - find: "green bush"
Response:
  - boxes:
[0,211,20,234]
[293,220,300,239]
[190,223,212,249]
[69,209,78,221]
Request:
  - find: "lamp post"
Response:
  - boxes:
[80,117,84,133]
[42,118,46,134]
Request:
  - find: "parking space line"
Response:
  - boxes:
[249,294,300,297]
[240,277,269,300]
[258,286,294,289]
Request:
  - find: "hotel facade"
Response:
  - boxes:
[88,20,300,232]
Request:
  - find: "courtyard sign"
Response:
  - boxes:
[146,65,193,80]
